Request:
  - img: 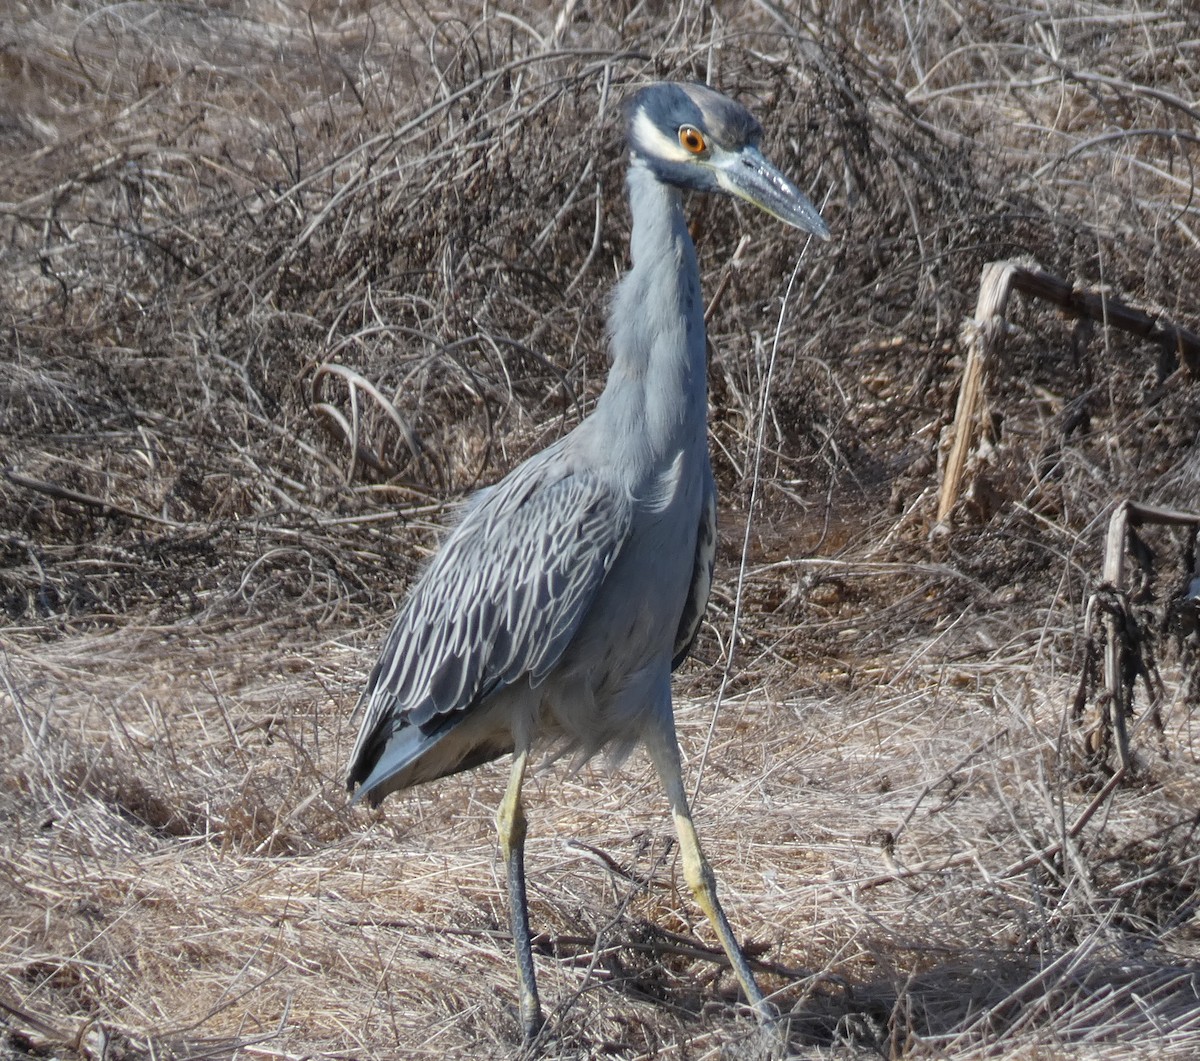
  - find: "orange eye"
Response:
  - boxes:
[678,125,707,155]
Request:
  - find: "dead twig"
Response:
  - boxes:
[3,468,184,528]
[937,262,1200,527]
[856,765,1128,893]
[1077,500,1200,770]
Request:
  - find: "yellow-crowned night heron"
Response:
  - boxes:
[347,81,829,1041]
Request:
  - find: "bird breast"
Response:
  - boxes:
[542,443,705,751]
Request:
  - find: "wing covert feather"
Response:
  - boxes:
[347,457,631,778]
[671,470,716,671]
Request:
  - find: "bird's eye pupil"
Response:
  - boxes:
[679,126,705,154]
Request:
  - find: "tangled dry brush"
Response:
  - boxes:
[2,1,1200,1058]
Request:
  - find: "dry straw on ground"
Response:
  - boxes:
[2,1,1199,1058]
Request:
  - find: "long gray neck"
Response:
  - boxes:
[590,160,708,479]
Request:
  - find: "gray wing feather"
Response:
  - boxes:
[347,452,631,790]
[671,470,716,670]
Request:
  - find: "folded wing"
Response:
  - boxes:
[347,453,632,802]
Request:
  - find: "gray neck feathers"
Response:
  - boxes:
[591,160,708,476]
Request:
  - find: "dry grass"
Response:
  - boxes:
[3,1,1200,1058]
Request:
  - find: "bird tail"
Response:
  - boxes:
[347,712,514,807]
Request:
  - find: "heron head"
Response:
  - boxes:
[624,81,830,240]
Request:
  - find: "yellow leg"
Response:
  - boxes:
[496,746,543,1042]
[647,731,775,1023]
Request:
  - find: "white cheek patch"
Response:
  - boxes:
[709,150,742,195]
[631,108,696,164]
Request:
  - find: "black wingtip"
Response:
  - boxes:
[346,777,381,809]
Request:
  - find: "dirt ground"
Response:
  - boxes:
[3,2,1200,1058]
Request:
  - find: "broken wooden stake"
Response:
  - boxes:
[936,261,1200,528]
[1077,500,1200,771]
